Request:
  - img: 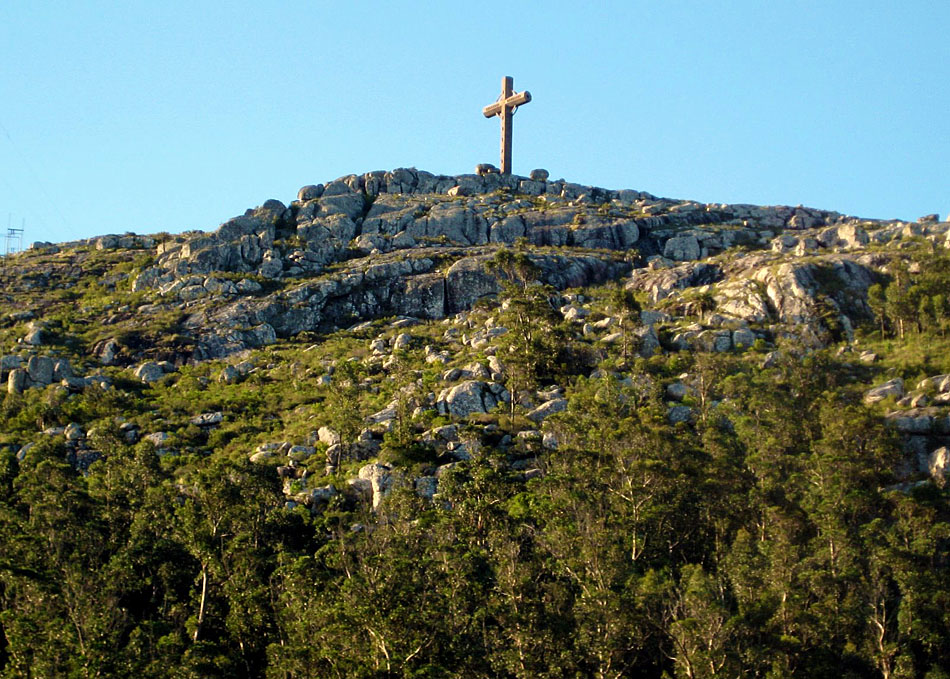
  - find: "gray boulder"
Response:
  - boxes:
[916,374,950,393]
[24,326,44,346]
[134,362,165,383]
[7,368,26,394]
[191,412,223,427]
[415,476,439,499]
[636,325,661,358]
[668,405,694,424]
[436,380,509,418]
[145,432,170,447]
[0,355,22,370]
[219,365,241,384]
[99,339,121,365]
[526,398,568,422]
[663,235,701,261]
[53,359,73,381]
[318,426,341,446]
[358,463,395,509]
[26,356,54,386]
[864,378,904,405]
[732,327,757,350]
[666,382,693,401]
[297,184,324,201]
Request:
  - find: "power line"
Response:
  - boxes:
[0,119,70,231]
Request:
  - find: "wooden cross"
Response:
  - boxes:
[482,76,531,175]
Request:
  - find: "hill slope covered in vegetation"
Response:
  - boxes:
[2,169,950,678]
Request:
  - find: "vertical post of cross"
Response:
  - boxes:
[483,76,531,175]
[499,76,514,175]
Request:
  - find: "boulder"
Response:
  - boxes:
[287,445,316,461]
[358,463,395,509]
[23,326,44,346]
[636,325,660,358]
[864,378,904,405]
[732,327,757,350]
[487,355,505,379]
[436,380,509,418]
[772,234,799,252]
[64,423,84,441]
[668,405,694,424]
[145,432,170,447]
[0,355,22,370]
[318,426,341,446]
[415,476,439,499]
[26,356,54,386]
[297,184,325,201]
[561,305,589,323]
[530,169,550,181]
[367,405,397,424]
[424,424,459,444]
[53,359,73,381]
[640,310,671,326]
[666,382,692,401]
[928,447,949,483]
[134,362,165,383]
[916,374,950,393]
[526,398,568,422]
[889,412,933,434]
[219,365,240,384]
[191,412,223,427]
[699,330,733,353]
[663,235,701,261]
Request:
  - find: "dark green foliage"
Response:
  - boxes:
[2,245,950,677]
[1,346,949,678]
[868,248,950,340]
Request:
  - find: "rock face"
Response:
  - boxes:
[630,246,879,347]
[111,167,918,359]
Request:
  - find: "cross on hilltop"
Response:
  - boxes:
[482,76,531,175]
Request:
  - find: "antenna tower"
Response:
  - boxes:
[4,217,24,256]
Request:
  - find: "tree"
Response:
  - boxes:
[607,282,641,367]
[485,245,540,294]
[321,360,366,468]
[486,250,567,414]
[173,457,289,676]
[668,565,737,679]
[867,283,888,337]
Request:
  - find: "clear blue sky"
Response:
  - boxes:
[1,1,947,244]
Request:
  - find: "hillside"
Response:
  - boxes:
[2,168,950,678]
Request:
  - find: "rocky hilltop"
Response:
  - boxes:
[23,167,943,360]
[4,168,950,676]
